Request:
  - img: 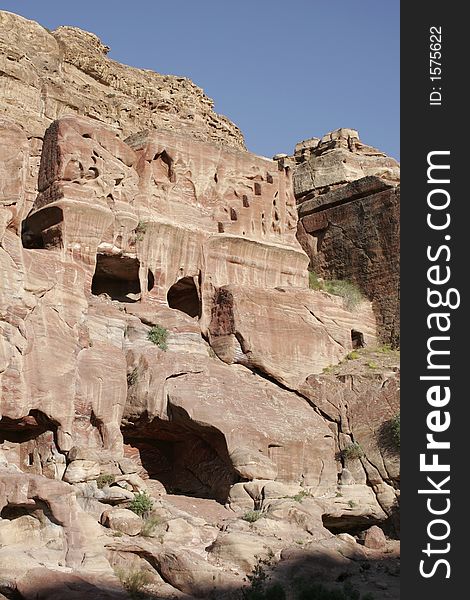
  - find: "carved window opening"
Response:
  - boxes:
[21,206,64,250]
[91,254,143,302]
[167,276,201,318]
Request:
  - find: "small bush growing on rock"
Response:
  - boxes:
[341,442,364,460]
[293,490,311,503]
[308,271,323,290]
[96,474,115,489]
[390,412,400,447]
[243,554,282,600]
[140,515,161,537]
[147,325,168,350]
[116,568,151,597]
[323,279,363,310]
[129,491,153,517]
[135,221,147,242]
[243,510,264,523]
[346,351,360,360]
[308,273,363,311]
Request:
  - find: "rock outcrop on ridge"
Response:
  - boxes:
[283,128,400,346]
[0,11,400,600]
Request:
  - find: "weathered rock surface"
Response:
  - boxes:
[287,128,400,345]
[209,285,377,386]
[301,346,400,525]
[0,11,399,599]
[101,508,142,536]
[288,128,400,200]
[0,11,244,150]
[297,176,400,345]
[364,525,387,549]
[15,568,130,600]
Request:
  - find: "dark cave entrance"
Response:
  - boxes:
[122,408,238,503]
[91,254,154,301]
[322,514,380,536]
[0,410,62,476]
[167,276,201,318]
[21,206,64,249]
[351,330,365,349]
[0,410,58,445]
[0,499,61,526]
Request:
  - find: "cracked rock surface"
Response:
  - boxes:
[0,11,399,600]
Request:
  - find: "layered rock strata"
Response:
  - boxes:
[284,128,400,345]
[0,12,400,598]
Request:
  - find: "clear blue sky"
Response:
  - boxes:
[2,1,399,159]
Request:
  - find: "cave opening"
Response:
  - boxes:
[322,514,380,536]
[351,329,365,349]
[167,276,201,318]
[21,206,64,249]
[0,411,63,477]
[122,409,238,503]
[91,254,153,302]
[0,410,57,445]
[0,499,61,525]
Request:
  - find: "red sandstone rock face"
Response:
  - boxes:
[297,177,400,345]
[1,114,377,494]
[0,13,400,595]
[288,129,400,346]
[290,128,400,200]
[208,285,377,386]
[0,11,244,149]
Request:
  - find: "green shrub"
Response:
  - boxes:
[129,491,153,517]
[96,474,115,489]
[115,568,151,597]
[346,350,360,360]
[140,515,161,537]
[323,279,363,310]
[366,361,378,369]
[147,325,168,350]
[390,412,400,447]
[341,442,364,460]
[243,510,264,523]
[293,490,311,503]
[348,499,356,509]
[308,271,324,290]
[135,221,147,242]
[308,273,363,311]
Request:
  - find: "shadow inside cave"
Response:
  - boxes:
[122,405,239,504]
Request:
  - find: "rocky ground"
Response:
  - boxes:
[0,11,400,600]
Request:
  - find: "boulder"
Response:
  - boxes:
[364,525,387,549]
[230,448,278,481]
[63,460,101,483]
[101,508,142,536]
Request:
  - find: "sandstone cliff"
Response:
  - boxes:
[0,12,399,600]
[283,128,400,346]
